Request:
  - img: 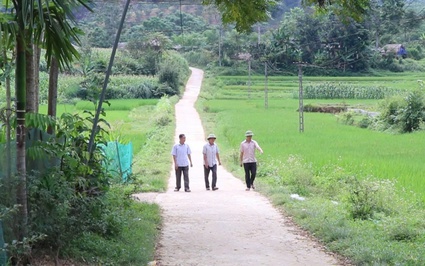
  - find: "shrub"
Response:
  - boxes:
[300,83,397,99]
[277,155,314,196]
[398,90,425,133]
[376,90,425,133]
[387,62,404,72]
[343,177,397,220]
[158,63,180,95]
[183,50,214,67]
[407,48,423,60]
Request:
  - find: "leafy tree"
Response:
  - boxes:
[302,0,370,21]
[202,0,277,32]
[297,13,322,64]
[84,2,121,47]
[322,15,370,71]
[0,0,92,246]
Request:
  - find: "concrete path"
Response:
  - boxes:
[135,68,340,266]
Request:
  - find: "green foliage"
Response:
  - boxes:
[343,176,394,220]
[376,90,425,133]
[271,155,314,196]
[302,0,370,22]
[77,73,104,103]
[182,50,215,68]
[106,79,158,100]
[157,52,190,96]
[25,110,118,256]
[399,90,425,132]
[202,0,276,33]
[300,82,398,99]
[65,197,161,265]
[157,66,180,96]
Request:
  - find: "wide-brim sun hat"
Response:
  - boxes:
[207,133,217,140]
[245,130,254,137]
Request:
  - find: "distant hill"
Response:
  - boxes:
[74,0,302,30]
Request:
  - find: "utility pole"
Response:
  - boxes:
[264,61,268,109]
[88,0,131,155]
[257,24,261,45]
[248,58,251,99]
[298,63,304,133]
[218,25,222,67]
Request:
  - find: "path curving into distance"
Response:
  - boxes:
[135,67,340,266]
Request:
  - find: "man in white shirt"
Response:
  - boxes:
[239,130,263,191]
[203,134,222,191]
[171,134,193,192]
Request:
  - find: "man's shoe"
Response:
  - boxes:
[251,185,255,190]
[212,187,219,191]
[206,187,210,190]
[185,189,191,192]
[245,188,250,191]
[174,188,179,192]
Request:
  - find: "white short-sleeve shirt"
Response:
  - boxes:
[203,143,219,167]
[172,143,191,167]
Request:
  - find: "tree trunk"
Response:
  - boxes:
[3,49,12,185]
[25,45,36,113]
[47,57,59,135]
[34,44,41,113]
[15,34,28,240]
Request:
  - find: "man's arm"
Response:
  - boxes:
[173,155,178,170]
[204,153,208,168]
[188,154,193,167]
[257,145,264,154]
[255,141,264,154]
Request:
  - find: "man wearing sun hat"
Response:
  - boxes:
[203,133,222,191]
[240,130,263,191]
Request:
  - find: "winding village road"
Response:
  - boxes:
[135,68,341,266]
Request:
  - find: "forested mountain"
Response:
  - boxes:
[76,0,425,74]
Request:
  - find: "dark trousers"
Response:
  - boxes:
[175,166,189,190]
[243,162,257,188]
[204,164,217,189]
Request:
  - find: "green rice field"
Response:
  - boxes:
[38,98,159,154]
[203,74,425,201]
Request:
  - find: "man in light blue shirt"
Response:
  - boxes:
[203,134,222,191]
[171,134,193,192]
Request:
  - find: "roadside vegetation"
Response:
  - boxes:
[1,36,186,266]
[197,73,425,265]
[2,0,425,265]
